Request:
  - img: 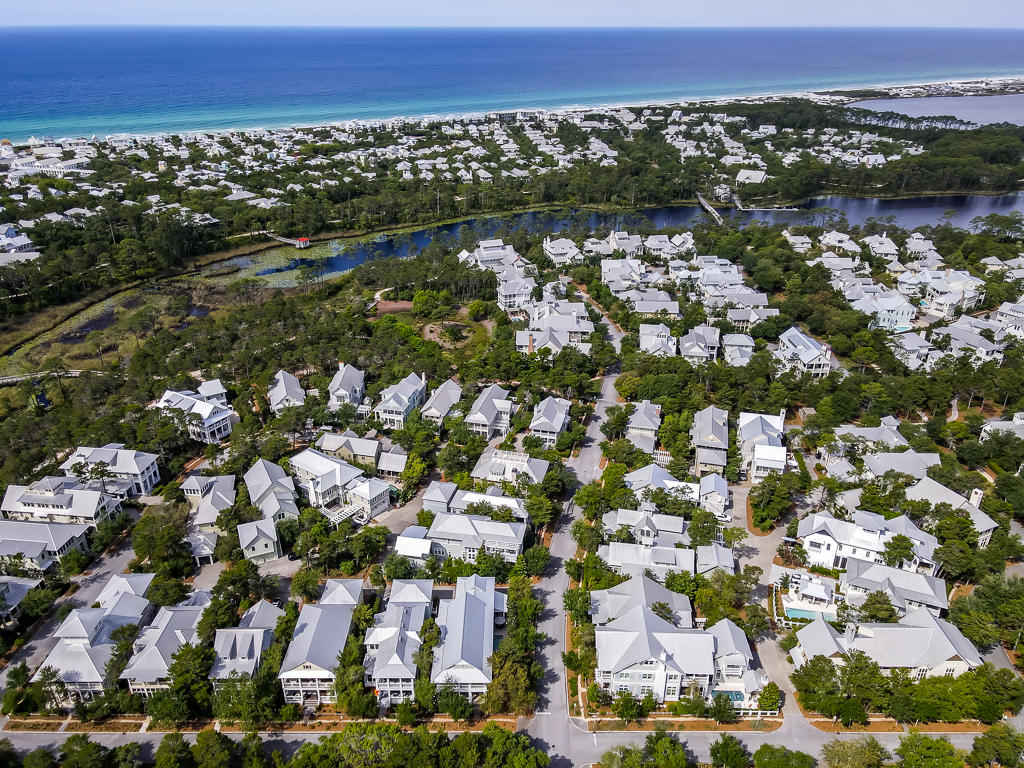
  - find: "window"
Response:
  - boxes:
[642,673,654,680]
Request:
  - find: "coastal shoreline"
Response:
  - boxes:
[8,74,1024,145]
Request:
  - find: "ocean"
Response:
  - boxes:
[3,27,1024,140]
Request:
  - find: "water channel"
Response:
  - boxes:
[203,192,1024,288]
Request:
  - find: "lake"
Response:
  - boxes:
[204,192,1024,288]
[851,93,1024,125]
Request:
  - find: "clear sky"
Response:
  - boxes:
[6,0,1022,28]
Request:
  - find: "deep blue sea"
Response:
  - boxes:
[4,27,1024,140]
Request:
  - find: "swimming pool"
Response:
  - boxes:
[785,608,836,621]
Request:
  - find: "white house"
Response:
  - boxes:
[415,513,526,563]
[279,582,362,705]
[33,573,154,703]
[638,323,677,357]
[243,459,300,522]
[327,363,365,412]
[0,520,90,571]
[594,605,714,703]
[153,387,236,444]
[773,327,833,378]
[626,400,663,454]
[529,396,571,447]
[464,384,516,438]
[60,443,159,496]
[268,370,306,414]
[793,610,981,679]
[430,575,506,699]
[363,579,433,705]
[420,379,463,426]
[121,603,207,697]
[2,476,121,527]
[238,518,281,564]
[798,509,938,575]
[374,372,427,430]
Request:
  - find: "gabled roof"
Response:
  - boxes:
[841,560,947,613]
[0,519,88,552]
[243,459,296,507]
[121,605,206,683]
[60,443,158,475]
[530,396,571,433]
[375,372,427,414]
[321,578,364,605]
[279,603,354,676]
[238,517,277,549]
[465,383,512,427]
[431,575,499,686]
[709,617,753,662]
[595,605,714,675]
[421,379,463,420]
[328,363,364,396]
[590,575,692,626]
[268,370,305,410]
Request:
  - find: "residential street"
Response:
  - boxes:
[0,308,1017,765]
[0,534,136,694]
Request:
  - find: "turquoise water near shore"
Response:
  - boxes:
[3,27,1024,140]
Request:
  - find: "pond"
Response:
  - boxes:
[206,192,1024,288]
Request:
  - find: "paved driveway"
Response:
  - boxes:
[0,535,136,693]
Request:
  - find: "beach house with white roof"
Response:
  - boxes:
[60,443,159,496]
[121,602,207,697]
[638,323,676,356]
[268,370,305,414]
[431,575,506,699]
[591,575,693,627]
[420,379,463,426]
[773,327,833,378]
[464,384,516,438]
[678,324,720,364]
[0,520,90,572]
[542,236,582,267]
[594,605,715,703]
[153,387,236,444]
[243,459,299,522]
[33,573,155,703]
[529,396,571,447]
[238,518,281,563]
[737,411,785,481]
[363,579,433,705]
[415,513,526,563]
[798,509,938,575]
[279,580,362,705]
[471,448,549,486]
[840,561,947,617]
[327,363,366,412]
[374,372,427,430]
[1,475,121,527]
[691,405,729,477]
[210,600,285,687]
[626,400,662,454]
[792,610,981,679]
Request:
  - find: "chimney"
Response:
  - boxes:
[844,623,857,648]
[528,333,534,355]
[969,488,984,508]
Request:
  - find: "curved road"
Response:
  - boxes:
[0,309,1011,763]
